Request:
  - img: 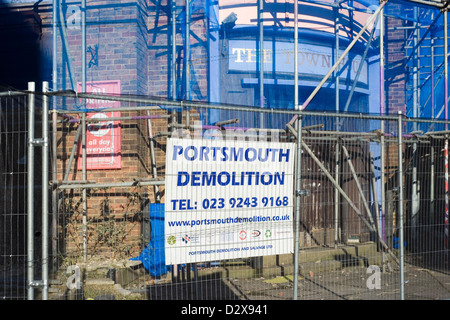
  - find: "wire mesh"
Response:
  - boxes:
[1,90,449,300]
[0,94,29,300]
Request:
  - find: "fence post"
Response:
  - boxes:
[397,111,405,300]
[26,82,50,300]
[42,82,49,300]
[293,0,300,299]
[27,82,35,300]
[293,115,303,300]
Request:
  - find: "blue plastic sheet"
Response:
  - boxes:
[130,203,168,277]
[393,237,407,250]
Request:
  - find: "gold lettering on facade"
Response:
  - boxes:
[282,51,292,64]
[263,49,272,63]
[232,48,247,62]
[230,46,366,81]
[246,48,257,62]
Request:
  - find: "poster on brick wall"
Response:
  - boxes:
[77,80,121,170]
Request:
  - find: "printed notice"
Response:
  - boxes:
[164,138,295,265]
[77,80,121,170]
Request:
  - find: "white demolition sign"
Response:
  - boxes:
[164,137,295,265]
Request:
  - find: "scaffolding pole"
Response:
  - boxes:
[186,0,190,102]
[380,2,386,243]
[411,6,419,250]
[334,2,340,248]
[445,10,449,260]
[259,0,265,126]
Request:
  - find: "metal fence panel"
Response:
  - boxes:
[2,89,450,300]
[1,92,30,300]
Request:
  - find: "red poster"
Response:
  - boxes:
[77,80,121,170]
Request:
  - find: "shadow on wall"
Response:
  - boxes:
[0,0,47,264]
[0,0,48,90]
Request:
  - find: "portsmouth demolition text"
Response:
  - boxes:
[172,145,290,162]
[176,171,286,186]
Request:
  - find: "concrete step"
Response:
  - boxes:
[147,242,389,281]
[60,242,387,290]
